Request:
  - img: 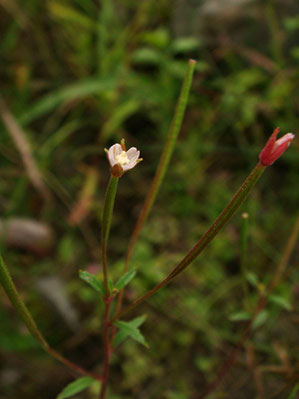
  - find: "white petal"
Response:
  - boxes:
[108,144,122,167]
[122,163,135,171]
[126,147,140,163]
[275,133,295,147]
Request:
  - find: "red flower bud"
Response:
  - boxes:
[259,127,295,166]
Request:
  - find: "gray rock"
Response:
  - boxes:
[36,276,80,332]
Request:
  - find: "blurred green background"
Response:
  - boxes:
[0,0,298,398]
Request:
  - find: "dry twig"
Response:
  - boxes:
[0,95,51,201]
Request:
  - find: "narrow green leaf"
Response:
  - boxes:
[132,48,162,65]
[115,270,136,291]
[114,328,128,347]
[229,311,251,322]
[57,376,98,399]
[79,271,104,295]
[253,310,269,329]
[108,279,114,293]
[115,321,148,348]
[246,272,259,287]
[19,78,116,126]
[128,315,147,328]
[101,100,140,140]
[269,294,292,311]
[114,316,148,348]
[171,37,201,53]
[48,2,96,31]
[288,383,299,399]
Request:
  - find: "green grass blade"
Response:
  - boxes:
[125,59,196,265]
[19,77,116,126]
[57,376,98,399]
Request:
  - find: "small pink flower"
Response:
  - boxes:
[259,127,295,166]
[106,140,142,177]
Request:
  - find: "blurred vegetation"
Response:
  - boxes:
[0,0,298,398]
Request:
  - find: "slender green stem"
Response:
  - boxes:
[112,60,196,340]
[99,174,119,398]
[240,212,249,304]
[101,175,119,295]
[269,213,299,292]
[265,0,284,66]
[0,253,102,381]
[124,59,196,269]
[111,162,265,322]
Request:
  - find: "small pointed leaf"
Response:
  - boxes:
[229,311,251,321]
[79,271,104,295]
[288,383,299,399]
[56,376,98,399]
[269,294,292,311]
[108,279,114,293]
[115,270,136,291]
[114,316,148,348]
[246,272,259,287]
[114,315,147,346]
[129,315,147,328]
[253,310,269,329]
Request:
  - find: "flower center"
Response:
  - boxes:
[116,151,130,165]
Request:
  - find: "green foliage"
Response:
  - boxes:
[269,294,292,311]
[288,384,299,399]
[115,270,136,292]
[229,311,251,322]
[252,310,269,329]
[0,0,298,398]
[79,271,105,295]
[56,377,99,399]
[246,272,259,287]
[114,316,148,348]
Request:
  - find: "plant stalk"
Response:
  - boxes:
[99,174,119,397]
[101,175,119,295]
[199,212,299,398]
[124,59,196,268]
[0,253,102,381]
[112,59,196,339]
[99,299,112,399]
[112,162,265,322]
[241,212,250,306]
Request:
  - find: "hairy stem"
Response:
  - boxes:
[112,162,265,322]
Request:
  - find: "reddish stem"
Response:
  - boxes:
[198,295,267,398]
[198,214,299,398]
[99,298,112,399]
[47,347,103,381]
